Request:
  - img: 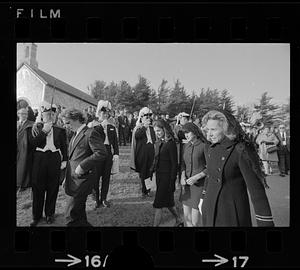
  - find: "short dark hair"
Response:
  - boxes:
[61,108,86,124]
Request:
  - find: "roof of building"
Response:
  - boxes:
[17,63,97,106]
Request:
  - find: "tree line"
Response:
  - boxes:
[87,75,289,126]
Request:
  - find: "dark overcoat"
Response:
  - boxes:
[130,126,156,179]
[202,136,274,227]
[152,139,178,208]
[64,126,107,197]
[17,120,34,189]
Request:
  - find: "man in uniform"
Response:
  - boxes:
[92,100,119,208]
[30,102,68,226]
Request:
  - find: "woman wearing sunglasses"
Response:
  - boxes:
[130,107,156,197]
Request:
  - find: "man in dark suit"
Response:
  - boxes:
[61,108,107,227]
[276,124,290,177]
[118,109,128,146]
[29,103,68,227]
[92,100,119,208]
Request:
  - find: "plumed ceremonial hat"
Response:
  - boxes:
[139,107,152,117]
[96,100,112,115]
[178,112,190,118]
[40,101,57,113]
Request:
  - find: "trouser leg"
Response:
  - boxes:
[45,152,61,217]
[140,176,147,194]
[100,147,113,202]
[31,152,47,220]
[277,150,286,174]
[284,149,290,173]
[68,193,89,226]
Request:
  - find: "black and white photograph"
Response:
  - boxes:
[16,43,290,227]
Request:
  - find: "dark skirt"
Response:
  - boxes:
[153,172,175,209]
[179,184,203,210]
[135,143,155,180]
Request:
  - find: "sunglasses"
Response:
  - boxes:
[143,113,152,118]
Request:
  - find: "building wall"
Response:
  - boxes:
[44,85,94,111]
[17,65,44,109]
[17,65,96,111]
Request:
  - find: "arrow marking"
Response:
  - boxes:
[202,254,228,267]
[55,254,82,267]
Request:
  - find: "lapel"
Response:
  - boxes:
[150,126,156,143]
[52,126,57,146]
[69,126,88,158]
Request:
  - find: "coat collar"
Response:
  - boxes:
[209,136,236,149]
[186,138,202,148]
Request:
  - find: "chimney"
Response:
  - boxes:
[18,43,39,69]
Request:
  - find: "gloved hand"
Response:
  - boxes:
[60,161,67,170]
[198,199,203,215]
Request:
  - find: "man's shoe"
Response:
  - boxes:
[46,216,54,224]
[30,219,40,227]
[101,200,111,208]
[280,173,286,177]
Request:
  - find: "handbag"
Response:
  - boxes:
[267,145,278,153]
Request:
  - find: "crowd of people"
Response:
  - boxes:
[17,99,290,227]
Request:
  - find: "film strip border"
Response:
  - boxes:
[2,2,298,268]
[6,229,285,267]
[6,4,299,42]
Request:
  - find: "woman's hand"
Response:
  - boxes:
[186,176,197,185]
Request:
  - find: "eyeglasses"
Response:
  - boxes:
[279,127,285,129]
[143,113,152,118]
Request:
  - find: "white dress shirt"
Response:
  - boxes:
[281,132,287,146]
[101,119,110,145]
[36,125,62,159]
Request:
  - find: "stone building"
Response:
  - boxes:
[17,43,97,110]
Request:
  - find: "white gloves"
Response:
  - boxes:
[198,199,203,215]
[60,161,67,170]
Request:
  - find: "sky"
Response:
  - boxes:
[17,43,290,107]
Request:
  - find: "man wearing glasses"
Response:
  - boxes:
[130,107,156,197]
[276,124,290,177]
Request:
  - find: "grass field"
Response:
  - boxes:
[16,145,184,227]
[16,145,288,227]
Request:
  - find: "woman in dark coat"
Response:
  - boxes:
[179,122,207,227]
[130,107,156,197]
[199,110,274,227]
[151,120,184,227]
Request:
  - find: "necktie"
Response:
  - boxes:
[72,132,78,147]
